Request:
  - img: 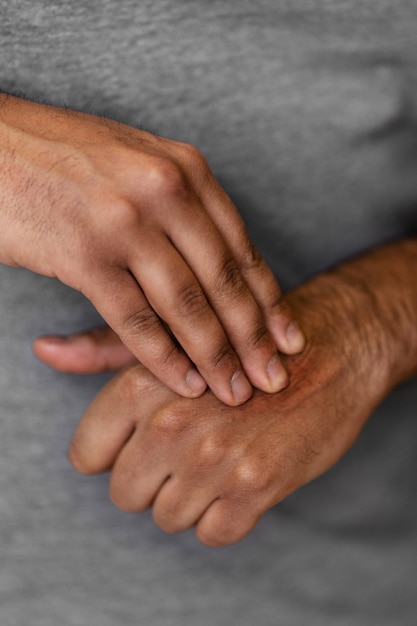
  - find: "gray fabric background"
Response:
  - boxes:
[1,1,417,623]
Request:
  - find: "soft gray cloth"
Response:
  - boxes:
[0,2,417,624]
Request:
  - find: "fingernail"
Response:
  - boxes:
[231,371,253,404]
[285,321,306,353]
[186,368,207,396]
[267,355,288,392]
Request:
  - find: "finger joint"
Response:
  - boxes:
[216,257,247,301]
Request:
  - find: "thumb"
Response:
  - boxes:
[33,326,136,374]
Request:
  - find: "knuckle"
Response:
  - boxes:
[122,307,162,340]
[232,458,267,496]
[116,363,160,399]
[246,323,271,351]
[216,257,247,299]
[122,330,183,375]
[209,341,236,370]
[143,158,189,201]
[93,195,140,235]
[177,141,209,173]
[176,283,210,319]
[151,403,188,439]
[195,435,227,471]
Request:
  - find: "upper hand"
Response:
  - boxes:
[0,93,305,406]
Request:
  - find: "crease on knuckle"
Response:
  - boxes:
[209,342,236,370]
[216,257,246,300]
[120,309,186,372]
[122,307,162,340]
[153,341,183,370]
[176,283,209,319]
[246,323,271,351]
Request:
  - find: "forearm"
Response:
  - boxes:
[289,237,417,399]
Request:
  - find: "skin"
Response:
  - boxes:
[35,239,417,547]
[0,93,305,406]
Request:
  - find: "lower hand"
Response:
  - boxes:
[36,257,401,546]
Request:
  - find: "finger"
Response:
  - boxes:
[151,475,219,534]
[195,176,306,354]
[111,465,170,514]
[33,326,135,374]
[69,364,173,474]
[159,203,289,394]
[83,267,208,400]
[195,498,261,548]
[109,428,172,513]
[129,233,255,406]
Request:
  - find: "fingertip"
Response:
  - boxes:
[266,355,289,392]
[230,371,253,405]
[68,439,89,474]
[33,329,135,373]
[185,368,207,397]
[284,320,306,354]
[68,437,109,475]
[33,335,70,365]
[33,333,92,372]
[272,319,306,356]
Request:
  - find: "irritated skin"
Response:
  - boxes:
[35,238,417,547]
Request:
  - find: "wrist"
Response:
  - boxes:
[334,239,417,389]
[288,240,417,405]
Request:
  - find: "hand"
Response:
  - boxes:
[0,93,305,405]
[37,240,417,546]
